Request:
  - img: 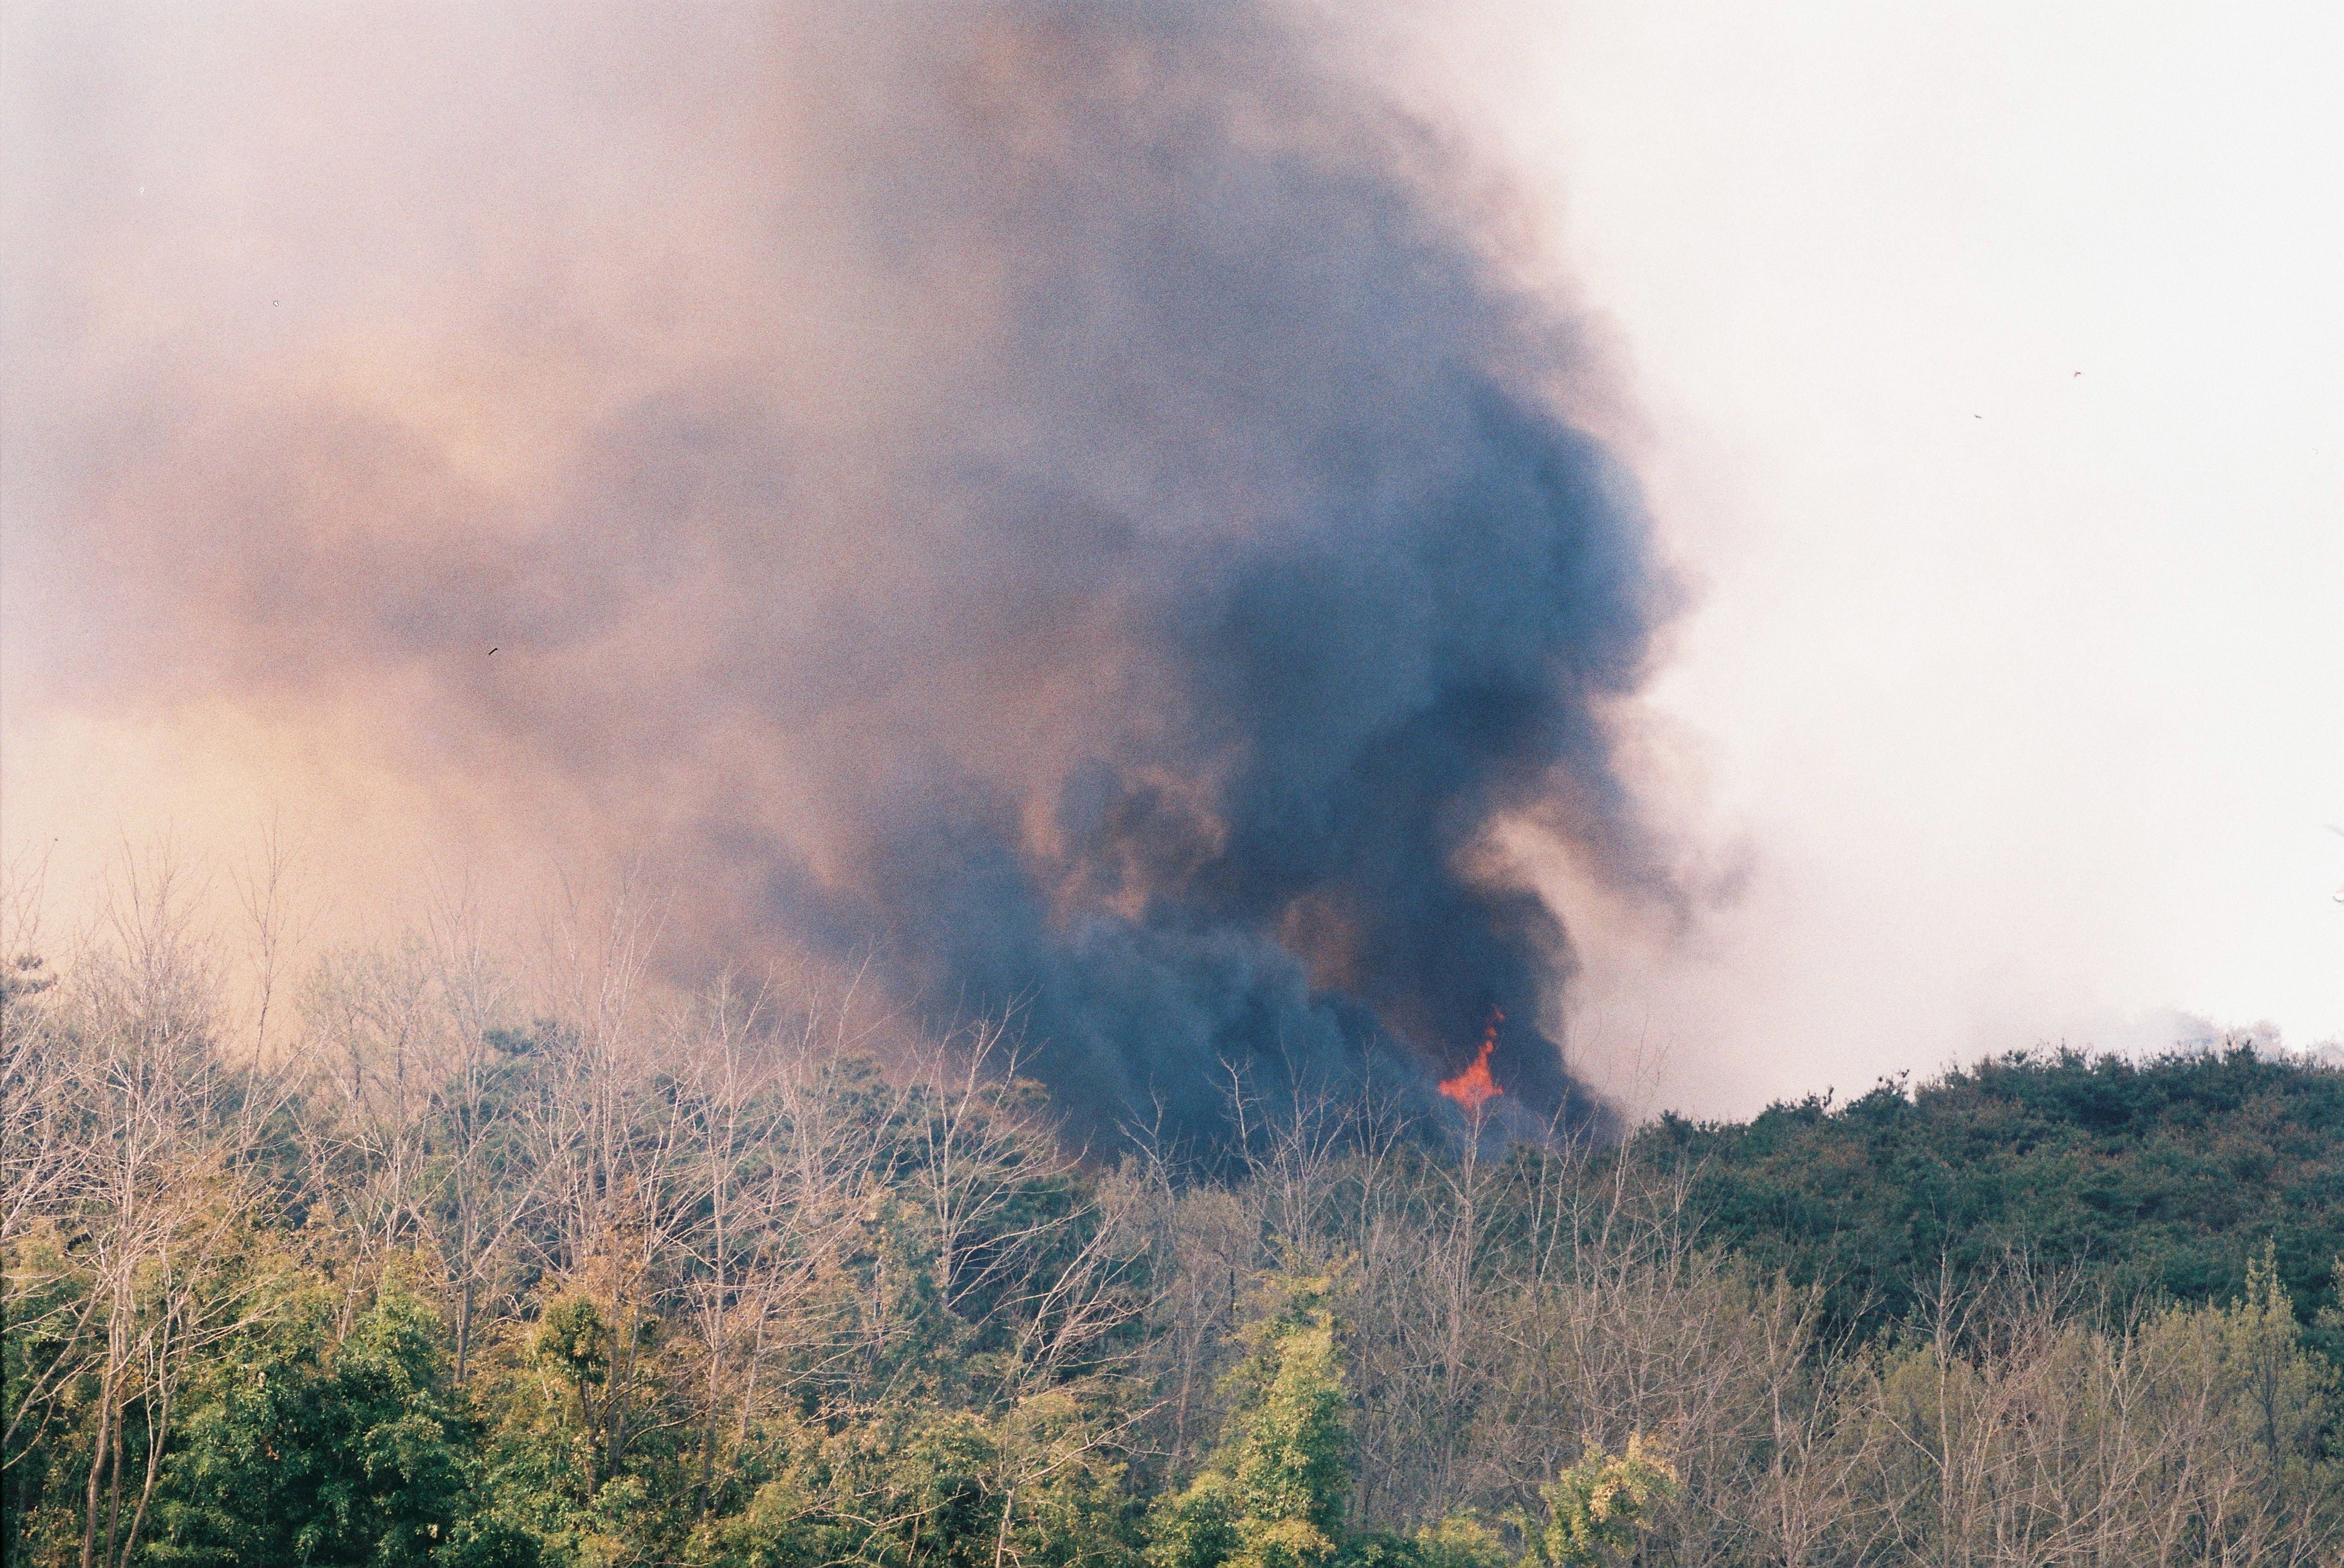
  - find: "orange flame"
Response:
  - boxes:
[1438,1008,1505,1117]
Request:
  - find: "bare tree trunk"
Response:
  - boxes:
[117,1354,174,1568]
[77,1366,116,1568]
[457,1265,475,1385]
[100,1400,125,1568]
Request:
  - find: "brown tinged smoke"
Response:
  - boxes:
[4,2,1683,1151]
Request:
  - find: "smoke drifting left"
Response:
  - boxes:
[6,3,1685,1150]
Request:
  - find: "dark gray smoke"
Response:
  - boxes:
[4,3,1679,1148]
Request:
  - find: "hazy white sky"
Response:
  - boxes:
[1398,3,2344,1113]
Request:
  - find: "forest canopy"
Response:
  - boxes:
[3,857,2339,1567]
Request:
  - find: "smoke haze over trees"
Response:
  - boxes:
[4,1,1686,1149]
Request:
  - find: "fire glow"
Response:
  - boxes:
[1438,1008,1506,1116]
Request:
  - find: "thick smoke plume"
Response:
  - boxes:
[6,3,1679,1147]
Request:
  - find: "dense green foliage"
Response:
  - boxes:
[1517,1438,1676,1568]
[1148,1268,1358,1568]
[4,889,2338,1565]
[146,1276,489,1567]
[1645,1046,2344,1339]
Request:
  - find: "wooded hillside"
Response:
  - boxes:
[4,871,2338,1566]
[1646,1046,2344,1345]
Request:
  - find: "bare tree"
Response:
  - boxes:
[22,844,291,1568]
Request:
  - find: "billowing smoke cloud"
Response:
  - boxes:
[5,3,1680,1147]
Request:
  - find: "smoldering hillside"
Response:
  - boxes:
[4,3,1682,1148]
